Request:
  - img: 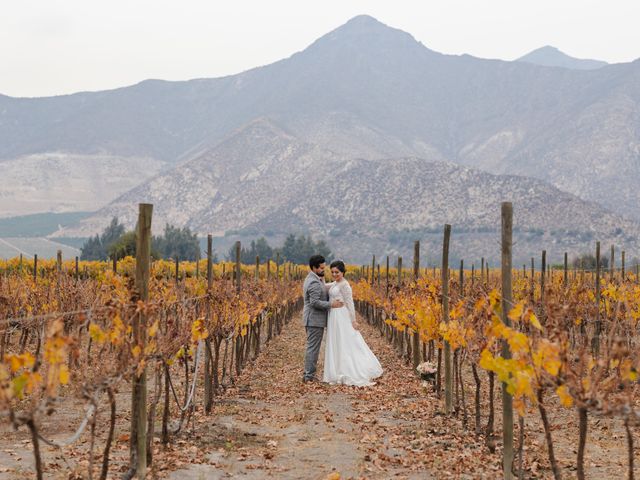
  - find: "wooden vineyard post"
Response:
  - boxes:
[500,202,514,480]
[174,257,179,283]
[204,235,214,414]
[471,264,475,288]
[371,255,376,286]
[413,240,420,281]
[541,250,546,307]
[593,241,602,356]
[377,264,381,285]
[19,253,23,272]
[267,258,271,279]
[459,260,464,296]
[481,258,485,284]
[235,241,241,293]
[442,224,452,414]
[397,257,403,289]
[56,250,62,274]
[412,241,421,369]
[385,256,390,297]
[75,256,79,282]
[610,245,615,282]
[564,252,568,288]
[195,250,200,278]
[132,203,152,479]
[112,255,117,274]
[276,253,280,281]
[33,254,37,283]
[621,250,625,280]
[530,257,535,302]
[255,256,260,280]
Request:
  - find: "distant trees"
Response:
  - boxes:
[572,253,609,270]
[280,234,331,264]
[154,224,200,261]
[82,219,329,264]
[226,234,331,264]
[81,218,204,261]
[80,218,126,260]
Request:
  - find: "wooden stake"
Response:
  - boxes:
[501,202,514,480]
[594,242,602,356]
[610,245,615,282]
[385,256,390,297]
[541,250,546,306]
[371,255,376,286]
[442,224,452,414]
[235,241,241,292]
[413,240,420,281]
[132,203,152,479]
[255,255,260,280]
[204,234,213,413]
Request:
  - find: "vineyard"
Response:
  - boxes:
[0,202,639,479]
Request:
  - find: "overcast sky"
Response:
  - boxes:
[1,0,638,98]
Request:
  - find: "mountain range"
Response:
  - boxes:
[516,46,608,70]
[2,15,640,262]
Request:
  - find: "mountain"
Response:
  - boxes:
[2,15,640,222]
[55,120,640,264]
[517,46,608,70]
[0,153,166,217]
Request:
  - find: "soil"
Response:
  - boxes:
[0,312,636,479]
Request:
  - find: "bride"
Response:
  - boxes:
[323,260,383,386]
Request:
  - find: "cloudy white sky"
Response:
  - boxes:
[1,0,638,98]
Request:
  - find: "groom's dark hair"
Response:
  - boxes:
[309,255,325,269]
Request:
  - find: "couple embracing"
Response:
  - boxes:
[302,255,383,386]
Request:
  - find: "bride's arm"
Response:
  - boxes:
[341,281,358,328]
[324,281,335,291]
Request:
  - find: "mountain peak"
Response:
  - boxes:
[305,15,428,55]
[516,45,607,70]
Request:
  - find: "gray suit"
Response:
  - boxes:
[302,271,331,380]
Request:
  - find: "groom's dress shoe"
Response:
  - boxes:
[303,376,319,383]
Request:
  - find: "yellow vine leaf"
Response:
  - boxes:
[89,324,107,344]
[508,303,524,321]
[527,311,542,331]
[5,352,35,372]
[148,320,159,338]
[59,364,70,385]
[556,385,573,408]
[191,319,209,342]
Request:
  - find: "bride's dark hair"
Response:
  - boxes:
[330,260,346,274]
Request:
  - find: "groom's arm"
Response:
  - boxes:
[308,281,331,311]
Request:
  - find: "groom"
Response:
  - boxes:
[302,255,343,383]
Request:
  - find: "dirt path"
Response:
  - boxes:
[165,314,495,480]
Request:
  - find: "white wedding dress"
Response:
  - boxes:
[323,280,383,386]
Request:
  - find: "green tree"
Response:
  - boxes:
[572,253,609,270]
[80,217,126,260]
[154,224,200,261]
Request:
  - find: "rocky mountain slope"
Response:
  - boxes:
[516,46,608,70]
[2,15,639,221]
[57,120,640,264]
[0,153,166,217]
